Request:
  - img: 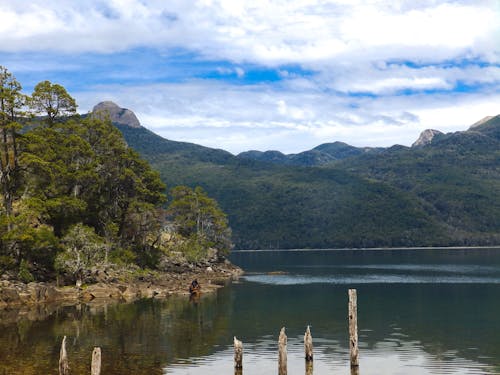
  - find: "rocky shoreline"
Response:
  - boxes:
[0,261,243,309]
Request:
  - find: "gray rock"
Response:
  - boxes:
[412,129,443,147]
[92,101,141,128]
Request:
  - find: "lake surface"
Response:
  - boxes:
[1,248,499,374]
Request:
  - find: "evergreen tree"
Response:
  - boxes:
[30,80,77,126]
[168,186,232,257]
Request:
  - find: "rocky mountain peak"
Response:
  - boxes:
[469,116,494,130]
[92,101,141,128]
[412,129,443,147]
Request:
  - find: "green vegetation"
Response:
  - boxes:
[0,66,232,283]
[116,126,446,249]
[116,115,500,250]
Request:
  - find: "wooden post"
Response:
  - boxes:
[234,336,243,369]
[278,327,287,375]
[348,289,359,368]
[91,347,101,375]
[304,325,313,361]
[305,360,313,375]
[58,336,69,375]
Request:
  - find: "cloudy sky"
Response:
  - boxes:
[1,0,499,154]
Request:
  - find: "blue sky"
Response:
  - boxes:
[1,0,499,153]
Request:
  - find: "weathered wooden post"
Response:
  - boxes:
[305,360,313,375]
[234,336,243,370]
[278,327,287,375]
[348,289,359,368]
[59,336,69,375]
[304,325,313,361]
[91,347,101,375]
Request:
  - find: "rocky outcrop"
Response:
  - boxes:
[0,262,243,308]
[92,101,141,128]
[412,129,443,147]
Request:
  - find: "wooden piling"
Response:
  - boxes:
[278,327,287,375]
[58,336,69,375]
[305,360,313,375]
[304,325,313,361]
[234,336,243,369]
[91,347,101,375]
[348,289,359,368]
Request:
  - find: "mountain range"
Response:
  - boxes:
[94,102,500,249]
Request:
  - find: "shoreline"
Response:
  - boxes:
[0,261,243,310]
[233,245,500,252]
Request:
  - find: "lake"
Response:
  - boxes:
[0,248,499,374]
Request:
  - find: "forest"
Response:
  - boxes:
[0,66,231,284]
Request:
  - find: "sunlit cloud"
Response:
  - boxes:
[0,0,499,153]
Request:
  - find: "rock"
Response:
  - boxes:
[206,266,214,272]
[412,129,443,147]
[92,101,141,128]
[207,248,218,262]
[0,286,20,303]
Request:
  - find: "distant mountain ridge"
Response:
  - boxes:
[238,142,384,166]
[92,102,500,249]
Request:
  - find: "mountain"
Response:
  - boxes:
[412,129,443,147]
[336,115,500,245]
[237,141,383,166]
[94,103,500,249]
[93,101,141,128]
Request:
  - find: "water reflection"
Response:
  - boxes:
[0,248,499,374]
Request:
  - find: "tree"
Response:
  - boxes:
[30,80,77,126]
[55,224,107,286]
[0,66,24,217]
[0,66,28,265]
[168,186,232,257]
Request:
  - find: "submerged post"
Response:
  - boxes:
[58,336,69,375]
[348,289,359,368]
[91,347,101,375]
[306,361,313,375]
[304,325,313,361]
[278,327,287,375]
[234,336,243,370]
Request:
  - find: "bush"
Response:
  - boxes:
[18,259,35,283]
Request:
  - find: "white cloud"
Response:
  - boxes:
[0,0,498,64]
[2,0,499,153]
[75,79,500,154]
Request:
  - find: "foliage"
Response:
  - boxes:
[17,259,34,283]
[0,68,231,283]
[116,115,500,249]
[29,80,77,126]
[168,185,232,257]
[55,224,107,285]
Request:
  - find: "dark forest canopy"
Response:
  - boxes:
[0,67,231,283]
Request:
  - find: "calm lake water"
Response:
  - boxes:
[1,248,499,375]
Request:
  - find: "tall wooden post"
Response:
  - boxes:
[278,327,287,375]
[348,289,359,368]
[91,347,101,375]
[58,336,69,375]
[304,325,313,361]
[234,336,243,370]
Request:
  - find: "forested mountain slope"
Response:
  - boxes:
[112,105,500,249]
